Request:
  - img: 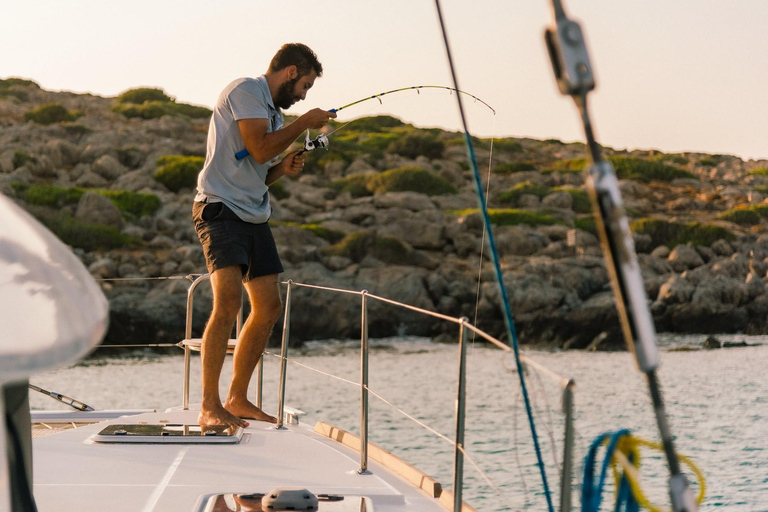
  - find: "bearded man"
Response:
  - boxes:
[192,43,336,429]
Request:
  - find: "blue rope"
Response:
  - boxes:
[582,429,639,512]
[433,2,555,511]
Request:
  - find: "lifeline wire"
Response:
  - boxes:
[267,350,525,511]
[433,2,555,511]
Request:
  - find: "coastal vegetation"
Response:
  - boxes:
[3,79,768,348]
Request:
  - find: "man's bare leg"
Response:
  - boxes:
[224,273,282,423]
[198,265,250,430]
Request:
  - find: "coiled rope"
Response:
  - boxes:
[582,430,706,512]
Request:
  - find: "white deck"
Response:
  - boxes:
[32,409,450,512]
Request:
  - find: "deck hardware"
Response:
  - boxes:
[114,429,127,435]
[317,494,344,502]
[261,488,318,511]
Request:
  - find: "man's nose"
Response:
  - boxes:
[300,90,307,100]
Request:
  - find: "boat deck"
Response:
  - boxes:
[33,409,451,512]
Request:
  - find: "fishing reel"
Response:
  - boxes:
[298,130,329,155]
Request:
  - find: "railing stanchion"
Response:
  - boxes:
[561,379,575,512]
[359,291,370,474]
[276,280,292,429]
[453,318,469,512]
[183,274,209,409]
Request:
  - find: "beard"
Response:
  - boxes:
[274,76,300,110]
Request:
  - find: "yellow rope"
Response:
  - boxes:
[606,435,706,511]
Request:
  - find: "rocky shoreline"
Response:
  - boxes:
[3,79,768,351]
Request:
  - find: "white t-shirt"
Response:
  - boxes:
[195,75,283,223]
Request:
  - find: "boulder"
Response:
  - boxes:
[92,154,127,181]
[541,191,573,209]
[668,244,705,272]
[75,191,124,229]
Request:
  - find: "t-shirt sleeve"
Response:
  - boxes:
[228,82,269,121]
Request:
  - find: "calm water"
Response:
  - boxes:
[29,335,767,511]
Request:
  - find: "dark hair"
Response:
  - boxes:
[268,43,323,77]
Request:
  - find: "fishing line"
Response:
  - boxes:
[433,1,555,510]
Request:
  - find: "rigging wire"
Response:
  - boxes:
[432,1,555,511]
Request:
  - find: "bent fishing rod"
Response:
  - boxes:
[544,0,697,510]
[234,85,495,160]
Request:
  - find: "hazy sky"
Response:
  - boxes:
[2,0,767,161]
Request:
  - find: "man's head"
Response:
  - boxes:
[269,43,323,110]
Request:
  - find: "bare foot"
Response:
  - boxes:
[199,402,249,430]
[225,398,277,424]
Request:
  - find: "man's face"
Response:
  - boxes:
[274,68,317,110]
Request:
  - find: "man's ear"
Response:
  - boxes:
[287,65,298,80]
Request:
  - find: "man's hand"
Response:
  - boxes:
[282,151,306,176]
[266,151,305,185]
[299,108,337,130]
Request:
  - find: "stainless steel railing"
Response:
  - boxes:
[180,275,576,512]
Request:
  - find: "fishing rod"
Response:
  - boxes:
[432,3,556,512]
[544,1,697,510]
[234,85,495,160]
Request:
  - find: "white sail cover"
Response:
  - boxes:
[0,193,108,381]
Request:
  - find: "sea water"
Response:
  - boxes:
[29,334,767,511]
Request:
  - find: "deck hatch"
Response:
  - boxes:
[91,424,243,444]
[199,493,371,512]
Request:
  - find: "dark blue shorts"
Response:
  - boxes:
[192,201,283,281]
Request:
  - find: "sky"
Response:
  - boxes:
[2,0,767,161]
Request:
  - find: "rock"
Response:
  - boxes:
[651,246,670,259]
[656,275,695,304]
[711,239,735,257]
[745,272,765,299]
[75,169,109,188]
[702,335,721,349]
[75,191,124,229]
[88,258,117,279]
[373,191,435,212]
[92,154,127,181]
[518,194,541,208]
[668,244,705,272]
[541,191,573,209]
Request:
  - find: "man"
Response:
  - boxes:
[193,43,336,429]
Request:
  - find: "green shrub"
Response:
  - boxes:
[269,180,289,200]
[12,150,33,169]
[546,157,588,173]
[748,168,768,176]
[367,166,456,196]
[543,138,565,145]
[165,102,212,119]
[497,181,549,206]
[494,161,536,174]
[0,78,39,89]
[698,157,719,167]
[0,90,29,101]
[18,184,160,217]
[387,131,445,159]
[32,210,135,251]
[24,103,82,124]
[21,185,84,207]
[609,156,695,182]
[98,190,161,217]
[358,132,401,152]
[299,224,345,244]
[717,208,761,226]
[491,138,524,153]
[344,115,405,133]
[653,153,689,165]
[630,218,735,247]
[574,215,597,235]
[451,208,560,227]
[111,101,169,120]
[322,231,409,264]
[716,205,768,226]
[554,187,592,213]
[153,155,204,192]
[328,174,372,198]
[117,87,173,104]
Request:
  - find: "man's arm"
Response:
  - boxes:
[238,108,335,165]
